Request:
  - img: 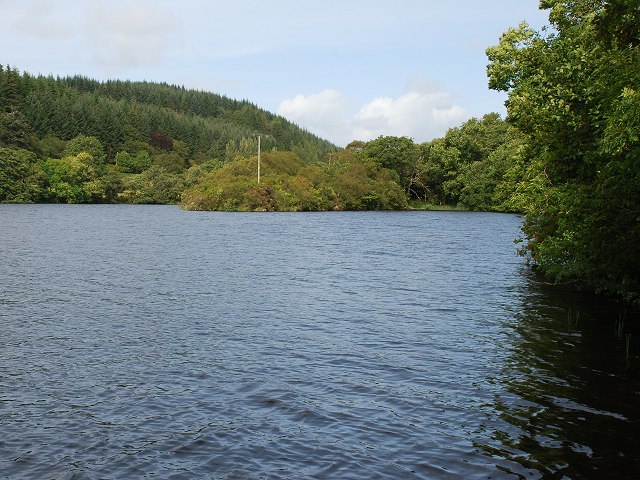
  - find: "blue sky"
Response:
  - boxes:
[0,0,550,146]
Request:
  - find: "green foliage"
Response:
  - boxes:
[224,137,263,162]
[411,139,460,204]
[458,133,528,211]
[0,147,39,202]
[184,158,224,187]
[39,154,105,203]
[363,136,417,192]
[181,151,407,211]
[0,66,23,112]
[487,0,640,302]
[98,166,125,203]
[36,134,67,159]
[115,150,151,174]
[151,152,187,173]
[119,166,186,204]
[327,161,408,211]
[393,114,525,209]
[64,134,105,159]
[440,114,520,207]
[493,144,547,213]
[63,134,106,172]
[445,113,512,164]
[0,109,34,149]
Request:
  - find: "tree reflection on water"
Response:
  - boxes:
[480,270,640,479]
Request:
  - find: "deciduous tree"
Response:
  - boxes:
[487,0,640,301]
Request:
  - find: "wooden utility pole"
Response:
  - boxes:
[257,135,261,184]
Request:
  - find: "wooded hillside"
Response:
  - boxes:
[0,66,335,163]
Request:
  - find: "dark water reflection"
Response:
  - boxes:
[0,205,638,479]
[483,274,640,479]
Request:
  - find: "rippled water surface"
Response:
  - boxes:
[1,205,638,479]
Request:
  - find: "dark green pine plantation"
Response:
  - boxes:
[0,66,335,162]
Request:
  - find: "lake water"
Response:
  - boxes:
[1,205,638,479]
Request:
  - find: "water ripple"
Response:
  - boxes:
[1,206,638,479]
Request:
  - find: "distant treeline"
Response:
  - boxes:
[0,64,524,211]
[180,113,528,212]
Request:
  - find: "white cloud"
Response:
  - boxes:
[13,0,74,39]
[86,1,181,70]
[277,89,351,144]
[354,86,468,142]
[277,78,471,146]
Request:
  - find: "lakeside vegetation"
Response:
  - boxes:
[182,113,527,212]
[486,0,639,304]
[0,1,638,303]
[0,65,525,212]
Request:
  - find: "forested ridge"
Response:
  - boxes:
[1,68,336,159]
